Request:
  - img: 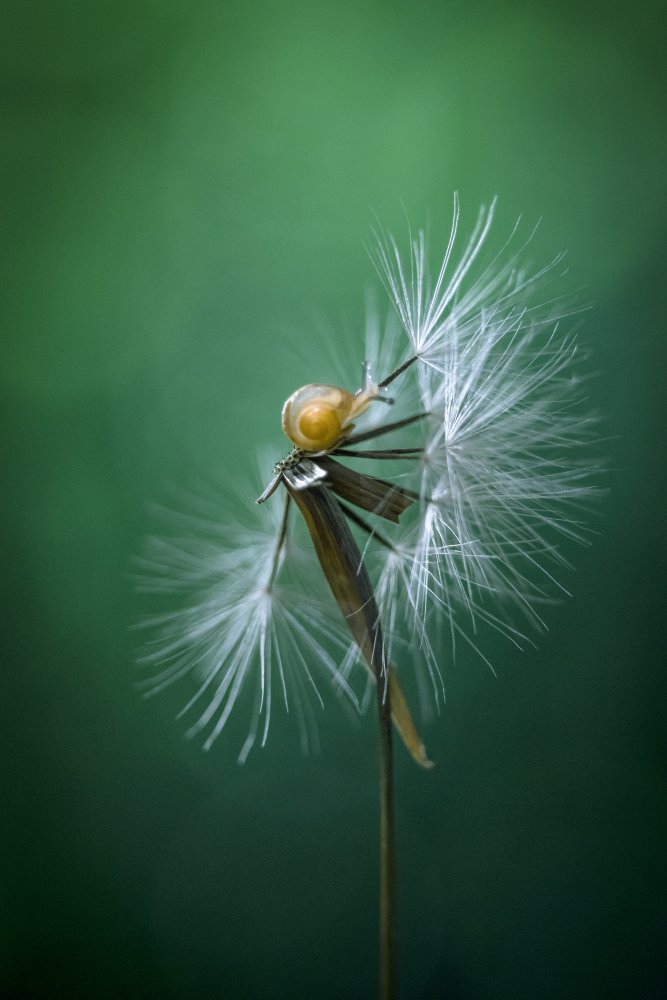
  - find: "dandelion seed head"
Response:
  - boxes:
[140,198,600,758]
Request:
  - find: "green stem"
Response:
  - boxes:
[377,676,397,1000]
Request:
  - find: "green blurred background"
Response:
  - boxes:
[2,2,665,997]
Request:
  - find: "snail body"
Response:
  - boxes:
[282,382,378,452]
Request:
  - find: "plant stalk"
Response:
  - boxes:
[377,675,397,1000]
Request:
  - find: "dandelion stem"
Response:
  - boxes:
[333,447,424,460]
[267,492,291,589]
[377,676,397,1000]
[337,501,396,552]
[341,411,428,447]
[378,354,419,389]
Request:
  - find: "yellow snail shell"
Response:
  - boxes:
[281,382,377,452]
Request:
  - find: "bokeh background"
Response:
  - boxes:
[2,2,665,997]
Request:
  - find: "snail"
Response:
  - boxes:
[282,381,380,452]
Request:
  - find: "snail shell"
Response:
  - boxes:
[282,382,377,452]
